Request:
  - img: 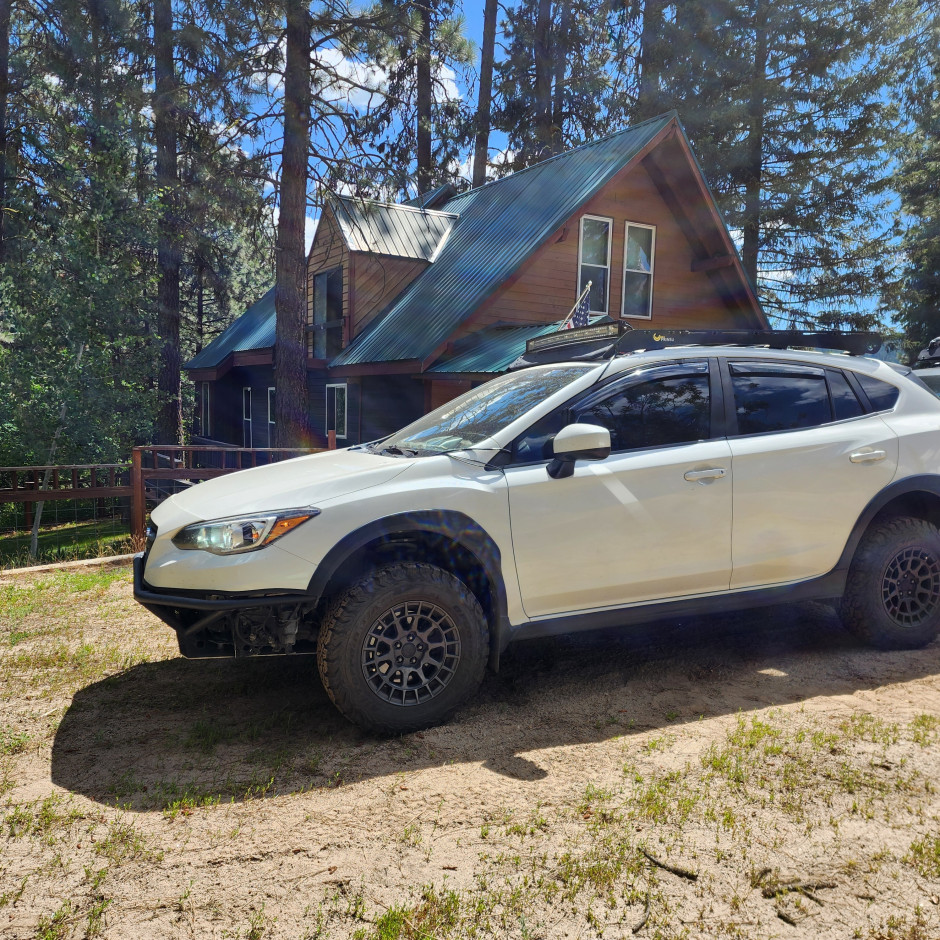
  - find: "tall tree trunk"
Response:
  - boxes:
[533,0,553,159]
[472,0,497,188]
[741,0,767,289]
[416,0,433,192]
[0,0,10,265]
[635,0,665,121]
[551,0,571,155]
[274,0,311,447]
[154,0,182,444]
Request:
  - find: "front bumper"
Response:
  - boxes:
[133,552,315,654]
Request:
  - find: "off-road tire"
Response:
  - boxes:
[316,563,489,733]
[840,516,940,650]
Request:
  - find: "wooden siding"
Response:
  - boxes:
[459,161,743,343]
[351,254,428,338]
[360,375,425,441]
[306,205,350,357]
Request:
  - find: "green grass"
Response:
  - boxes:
[0,517,133,569]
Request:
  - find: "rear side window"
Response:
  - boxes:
[827,370,865,420]
[855,373,900,412]
[730,363,830,434]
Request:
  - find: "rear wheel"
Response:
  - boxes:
[316,563,489,733]
[840,516,940,650]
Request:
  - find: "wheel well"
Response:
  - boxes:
[317,533,498,635]
[870,491,940,531]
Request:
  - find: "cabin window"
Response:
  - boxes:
[622,222,655,319]
[311,267,344,359]
[242,387,252,448]
[578,215,612,314]
[197,382,211,438]
[267,387,275,445]
[326,384,347,440]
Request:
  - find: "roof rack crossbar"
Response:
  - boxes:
[513,326,882,369]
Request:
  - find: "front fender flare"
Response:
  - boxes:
[305,510,511,670]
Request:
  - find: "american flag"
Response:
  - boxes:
[561,282,592,330]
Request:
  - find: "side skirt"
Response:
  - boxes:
[509,570,847,643]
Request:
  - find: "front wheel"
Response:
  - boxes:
[840,516,940,650]
[316,563,489,733]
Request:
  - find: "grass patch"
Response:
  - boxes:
[0,517,132,569]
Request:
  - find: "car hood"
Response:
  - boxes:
[150,448,412,533]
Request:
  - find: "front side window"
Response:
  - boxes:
[578,216,611,314]
[731,363,830,435]
[326,383,347,439]
[574,363,710,452]
[622,223,655,319]
[311,267,344,359]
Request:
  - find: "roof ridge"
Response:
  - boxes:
[462,111,677,197]
[333,192,459,220]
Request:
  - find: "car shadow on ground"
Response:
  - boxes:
[51,600,940,811]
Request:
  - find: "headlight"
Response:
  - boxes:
[172,508,319,555]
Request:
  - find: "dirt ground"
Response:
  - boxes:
[1,561,940,940]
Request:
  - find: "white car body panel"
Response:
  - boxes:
[506,439,733,617]
[728,414,898,588]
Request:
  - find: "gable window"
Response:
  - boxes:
[578,215,612,315]
[197,382,211,438]
[311,267,344,359]
[242,387,252,448]
[622,223,655,319]
[326,383,347,440]
[267,387,275,445]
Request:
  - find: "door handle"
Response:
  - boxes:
[684,468,726,483]
[849,449,887,464]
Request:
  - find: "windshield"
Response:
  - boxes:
[379,365,595,455]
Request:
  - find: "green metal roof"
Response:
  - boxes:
[428,323,563,374]
[186,287,275,370]
[332,195,456,261]
[330,114,674,368]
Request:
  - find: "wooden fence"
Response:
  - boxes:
[0,445,322,544]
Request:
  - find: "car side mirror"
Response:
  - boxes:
[547,423,611,479]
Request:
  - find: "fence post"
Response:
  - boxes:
[328,430,336,450]
[130,448,145,542]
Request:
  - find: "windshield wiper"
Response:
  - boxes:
[378,445,419,457]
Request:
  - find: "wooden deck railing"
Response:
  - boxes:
[1,445,322,544]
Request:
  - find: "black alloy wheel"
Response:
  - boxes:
[841,516,940,650]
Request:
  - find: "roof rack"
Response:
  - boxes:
[512,325,882,369]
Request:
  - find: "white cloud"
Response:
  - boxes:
[434,63,460,103]
[272,207,319,253]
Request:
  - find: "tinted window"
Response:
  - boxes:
[575,370,710,451]
[856,373,900,412]
[731,365,831,434]
[827,370,864,420]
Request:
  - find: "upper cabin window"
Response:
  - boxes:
[197,381,211,438]
[311,267,344,359]
[622,223,655,319]
[578,216,612,315]
[242,387,252,448]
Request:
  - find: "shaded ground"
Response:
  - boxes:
[1,562,939,938]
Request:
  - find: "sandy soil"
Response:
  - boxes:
[1,562,939,939]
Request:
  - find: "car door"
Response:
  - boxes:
[726,360,899,589]
[505,360,733,619]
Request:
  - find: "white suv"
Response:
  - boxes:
[135,329,940,733]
